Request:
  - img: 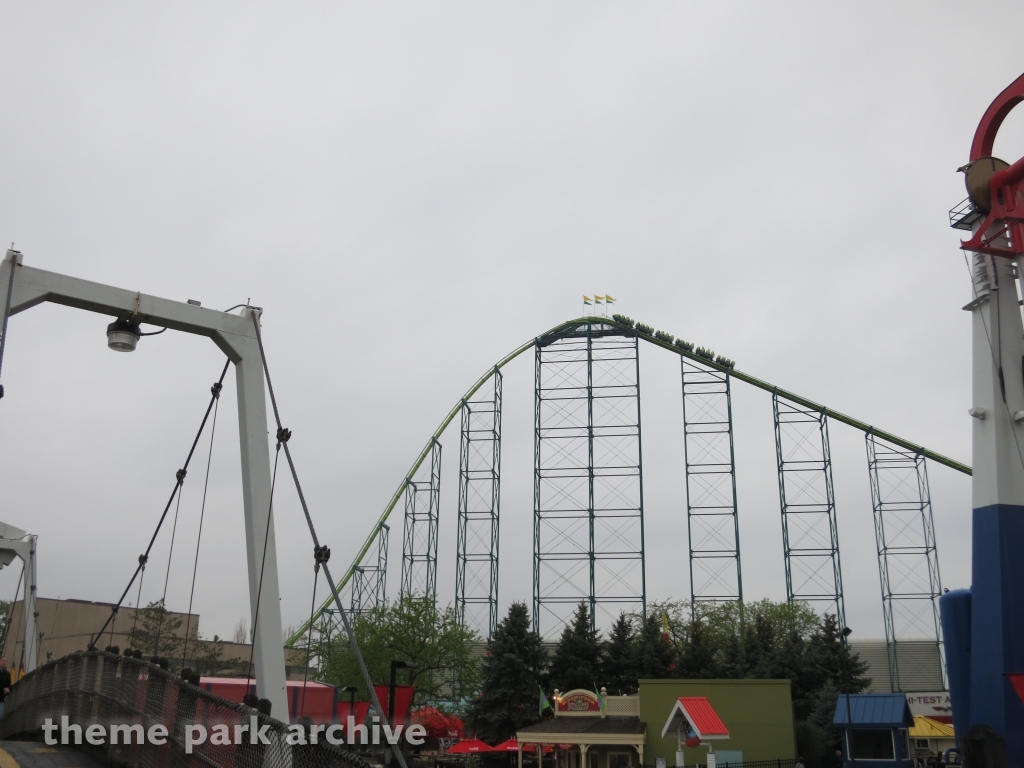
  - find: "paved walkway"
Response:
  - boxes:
[0,742,110,768]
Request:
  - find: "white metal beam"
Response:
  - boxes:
[0,252,288,719]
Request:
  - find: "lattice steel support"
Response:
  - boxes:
[401,438,441,600]
[682,358,742,604]
[866,434,945,691]
[773,394,846,627]
[351,523,389,616]
[455,368,502,639]
[534,321,646,635]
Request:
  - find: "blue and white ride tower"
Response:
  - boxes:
[941,71,1024,765]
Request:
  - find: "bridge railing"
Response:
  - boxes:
[1,651,368,768]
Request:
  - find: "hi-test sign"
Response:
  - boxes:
[905,692,952,719]
[556,690,601,715]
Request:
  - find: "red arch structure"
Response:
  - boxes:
[961,72,1024,257]
[971,72,1024,161]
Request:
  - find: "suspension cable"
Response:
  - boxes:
[299,565,319,718]
[0,250,18,400]
[154,484,184,655]
[128,556,147,647]
[90,358,232,650]
[250,311,409,768]
[181,379,223,672]
[300,545,329,718]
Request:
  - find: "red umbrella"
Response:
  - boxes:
[412,706,465,739]
[447,739,493,754]
[492,740,520,753]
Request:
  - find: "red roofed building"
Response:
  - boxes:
[513,681,795,768]
[661,697,730,741]
[640,679,796,766]
[661,696,730,767]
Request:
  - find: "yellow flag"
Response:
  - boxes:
[595,295,605,302]
[606,295,616,303]
[583,296,592,305]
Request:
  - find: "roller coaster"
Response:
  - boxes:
[289,312,967,695]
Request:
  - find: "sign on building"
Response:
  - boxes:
[905,692,952,721]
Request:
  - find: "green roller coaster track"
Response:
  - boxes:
[285,315,970,647]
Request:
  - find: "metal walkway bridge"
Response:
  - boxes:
[290,313,964,696]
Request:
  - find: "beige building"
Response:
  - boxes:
[3,597,311,679]
[3,597,197,671]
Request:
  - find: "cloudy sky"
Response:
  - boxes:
[2,3,1023,651]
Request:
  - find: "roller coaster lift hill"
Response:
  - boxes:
[940,71,1024,764]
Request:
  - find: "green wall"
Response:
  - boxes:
[638,679,795,764]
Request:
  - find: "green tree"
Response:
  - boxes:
[602,613,638,694]
[321,596,480,706]
[466,603,548,742]
[631,613,675,682]
[716,629,748,679]
[675,616,717,679]
[795,720,837,768]
[547,602,603,692]
[807,679,840,731]
[612,597,870,759]
[127,600,185,659]
[191,634,228,676]
[807,614,869,695]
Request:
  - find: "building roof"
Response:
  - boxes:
[834,694,914,728]
[909,716,955,738]
[661,697,730,740]
[518,717,647,736]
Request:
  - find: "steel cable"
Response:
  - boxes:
[181,381,222,672]
[90,358,232,650]
[299,563,320,718]
[249,310,410,768]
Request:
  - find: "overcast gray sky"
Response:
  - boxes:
[2,2,1023,649]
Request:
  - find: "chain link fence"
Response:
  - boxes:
[1,651,370,768]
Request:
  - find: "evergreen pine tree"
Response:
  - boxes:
[602,613,637,694]
[716,629,748,679]
[676,617,716,679]
[127,600,185,659]
[465,603,548,743]
[807,614,869,694]
[631,613,675,682]
[547,602,603,692]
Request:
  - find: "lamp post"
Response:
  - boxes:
[340,686,357,751]
[841,626,853,765]
[389,660,417,726]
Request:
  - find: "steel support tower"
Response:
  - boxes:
[681,358,742,605]
[534,320,646,635]
[866,434,945,691]
[773,393,846,627]
[400,438,441,601]
[455,368,502,639]
[351,522,390,616]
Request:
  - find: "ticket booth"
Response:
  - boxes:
[660,696,730,768]
[833,693,914,767]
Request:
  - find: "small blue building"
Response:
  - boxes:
[833,693,914,767]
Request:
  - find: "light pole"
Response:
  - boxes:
[389,660,417,726]
[841,626,853,765]
[340,686,357,751]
